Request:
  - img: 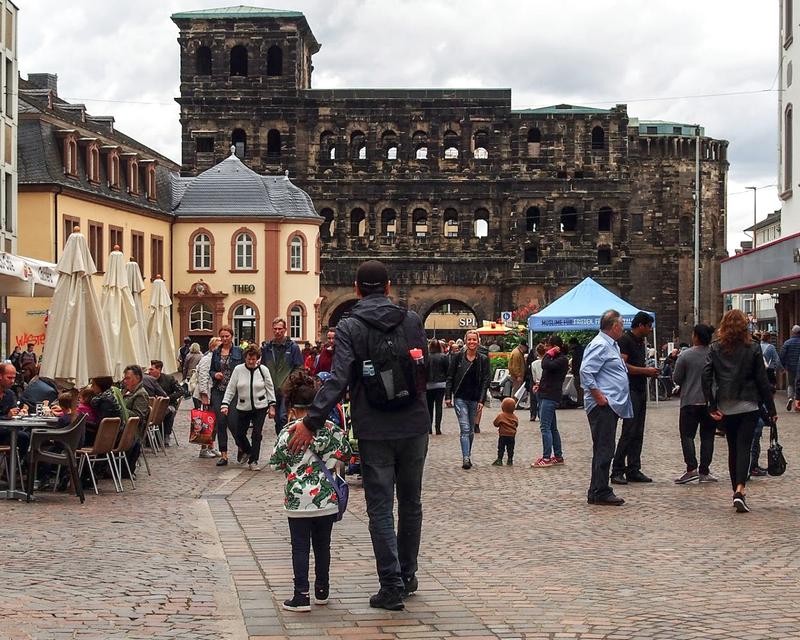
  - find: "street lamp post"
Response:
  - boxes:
[746,186,758,248]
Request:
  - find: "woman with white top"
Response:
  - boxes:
[529,343,546,421]
[221,345,277,470]
[195,336,221,459]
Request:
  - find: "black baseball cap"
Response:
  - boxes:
[355,260,389,288]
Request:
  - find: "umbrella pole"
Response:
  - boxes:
[653,320,659,406]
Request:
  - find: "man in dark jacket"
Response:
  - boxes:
[147,360,184,446]
[261,318,304,434]
[779,324,800,411]
[289,260,428,612]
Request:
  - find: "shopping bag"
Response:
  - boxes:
[189,407,216,445]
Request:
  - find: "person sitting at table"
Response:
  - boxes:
[0,362,29,461]
[122,365,150,476]
[19,374,58,413]
[87,377,122,447]
[75,387,98,431]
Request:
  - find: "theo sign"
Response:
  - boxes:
[233,284,255,294]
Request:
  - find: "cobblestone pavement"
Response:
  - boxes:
[3,398,800,639]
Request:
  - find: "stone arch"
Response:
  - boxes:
[326,298,359,328]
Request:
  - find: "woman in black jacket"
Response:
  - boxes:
[445,330,491,470]
[702,309,777,513]
[426,339,449,435]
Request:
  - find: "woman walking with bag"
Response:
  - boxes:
[446,329,490,470]
[195,337,221,458]
[221,345,277,470]
[702,310,777,513]
[209,326,244,467]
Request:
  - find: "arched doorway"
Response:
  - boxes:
[423,300,480,340]
[231,302,258,345]
[327,299,358,330]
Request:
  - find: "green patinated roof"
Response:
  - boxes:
[635,119,704,136]
[171,6,305,19]
[513,104,611,115]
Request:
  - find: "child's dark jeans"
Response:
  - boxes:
[288,514,337,593]
[497,435,515,462]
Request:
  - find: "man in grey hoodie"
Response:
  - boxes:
[288,260,429,612]
[672,324,717,484]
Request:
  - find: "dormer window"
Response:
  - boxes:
[127,158,139,195]
[143,162,157,201]
[63,136,78,177]
[108,151,120,190]
[87,144,100,184]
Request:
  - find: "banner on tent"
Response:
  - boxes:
[533,315,639,330]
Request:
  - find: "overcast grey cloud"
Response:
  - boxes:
[16,0,780,251]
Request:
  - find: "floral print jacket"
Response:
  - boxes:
[269,418,351,518]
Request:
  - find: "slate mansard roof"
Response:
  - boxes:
[171,150,320,221]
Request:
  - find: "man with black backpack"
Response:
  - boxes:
[289,260,429,612]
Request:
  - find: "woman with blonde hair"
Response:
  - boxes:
[702,309,776,513]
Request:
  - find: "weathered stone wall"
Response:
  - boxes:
[173,14,728,343]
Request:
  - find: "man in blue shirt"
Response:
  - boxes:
[779,325,800,411]
[580,310,632,506]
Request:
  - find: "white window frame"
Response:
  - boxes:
[193,233,211,270]
[189,303,213,331]
[235,232,253,269]
[290,236,303,271]
[289,306,303,340]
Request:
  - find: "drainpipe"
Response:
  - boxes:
[53,187,62,262]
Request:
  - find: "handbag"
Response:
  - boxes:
[311,451,349,521]
[767,421,787,476]
[189,406,216,445]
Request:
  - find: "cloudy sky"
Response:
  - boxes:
[16,0,780,251]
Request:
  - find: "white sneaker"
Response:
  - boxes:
[211,448,221,457]
[199,449,215,459]
[249,462,260,471]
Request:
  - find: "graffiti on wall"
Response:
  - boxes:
[15,332,46,347]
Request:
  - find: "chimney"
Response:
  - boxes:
[27,73,58,96]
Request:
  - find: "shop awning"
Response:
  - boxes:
[721,231,800,294]
[0,252,58,297]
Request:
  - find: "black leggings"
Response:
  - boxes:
[288,515,336,594]
[426,388,445,433]
[722,411,759,491]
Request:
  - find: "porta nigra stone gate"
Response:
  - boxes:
[173,9,728,342]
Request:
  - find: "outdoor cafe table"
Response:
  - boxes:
[0,416,59,500]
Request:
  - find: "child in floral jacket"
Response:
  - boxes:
[269,371,351,612]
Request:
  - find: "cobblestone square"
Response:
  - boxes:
[2,399,799,639]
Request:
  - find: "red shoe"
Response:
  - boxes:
[531,457,554,468]
[550,456,565,465]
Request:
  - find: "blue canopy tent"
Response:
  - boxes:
[527,278,659,399]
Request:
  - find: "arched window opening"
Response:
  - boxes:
[230,45,248,76]
[196,46,212,76]
[785,104,793,192]
[189,304,213,332]
[387,145,398,160]
[193,233,212,270]
[474,209,490,238]
[382,130,398,160]
[413,209,428,237]
[443,130,460,159]
[350,208,366,237]
[289,305,304,340]
[232,304,256,344]
[88,146,100,183]
[443,208,459,237]
[320,130,335,161]
[473,130,489,159]
[415,146,428,160]
[266,45,283,76]
[560,207,577,233]
[127,159,139,194]
[527,128,541,157]
[267,129,281,157]
[232,129,246,158]
[524,247,539,263]
[235,232,253,269]
[526,207,540,232]
[108,153,120,189]
[474,147,488,159]
[320,208,335,240]
[591,125,605,150]
[381,209,397,237]
[289,236,304,271]
[411,131,428,161]
[598,207,613,232]
[351,130,366,160]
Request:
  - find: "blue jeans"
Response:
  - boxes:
[750,416,765,470]
[538,398,562,458]
[453,398,477,458]
[359,434,428,589]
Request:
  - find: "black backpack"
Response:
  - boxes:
[352,312,419,410]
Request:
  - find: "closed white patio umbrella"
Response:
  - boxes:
[100,248,140,380]
[147,277,178,374]
[40,229,112,387]
[126,259,150,367]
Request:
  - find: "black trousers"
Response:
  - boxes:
[529,392,539,420]
[723,411,759,490]
[587,405,619,501]
[234,407,268,463]
[497,435,515,462]
[210,388,237,453]
[426,388,445,433]
[288,514,336,594]
[679,405,716,475]
[612,388,647,475]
